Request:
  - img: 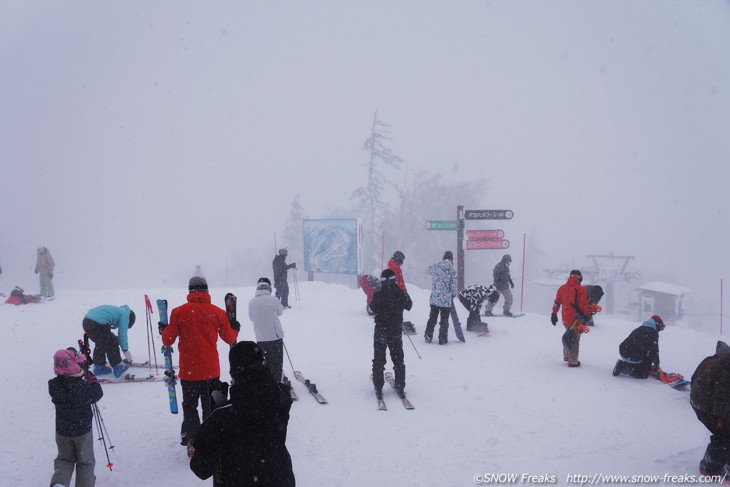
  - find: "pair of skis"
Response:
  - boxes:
[376,372,414,410]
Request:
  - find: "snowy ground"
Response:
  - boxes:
[0,281,722,486]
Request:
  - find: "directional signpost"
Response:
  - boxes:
[425,221,458,231]
[465,239,510,250]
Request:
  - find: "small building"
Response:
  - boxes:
[633,282,690,323]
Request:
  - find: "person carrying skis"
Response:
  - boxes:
[425,251,458,345]
[370,268,413,399]
[387,250,407,291]
[458,284,497,332]
[550,269,595,367]
[190,341,295,487]
[49,349,103,487]
[690,341,730,477]
[612,315,665,378]
[272,248,296,308]
[357,273,381,316]
[485,253,514,316]
[82,304,136,378]
[248,277,286,382]
[160,276,239,456]
[35,246,55,298]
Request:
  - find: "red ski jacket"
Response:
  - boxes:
[387,258,406,291]
[552,276,592,327]
[162,293,238,381]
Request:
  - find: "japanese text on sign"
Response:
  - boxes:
[464,210,514,220]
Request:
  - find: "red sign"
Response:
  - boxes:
[466,230,504,240]
[466,239,510,250]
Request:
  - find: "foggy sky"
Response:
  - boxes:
[1,1,729,301]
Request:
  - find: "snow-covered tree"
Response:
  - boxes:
[351,110,403,273]
[282,193,306,267]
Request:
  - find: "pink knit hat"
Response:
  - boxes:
[53,349,82,376]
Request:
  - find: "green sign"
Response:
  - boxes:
[425,220,458,230]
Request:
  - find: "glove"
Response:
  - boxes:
[714,417,725,432]
[85,371,98,383]
[293,263,297,270]
[158,321,167,335]
[231,320,241,332]
[509,278,514,289]
[35,269,39,274]
[551,314,558,326]
[123,350,133,363]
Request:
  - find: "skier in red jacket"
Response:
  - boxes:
[161,276,239,455]
[551,270,595,367]
[387,251,407,291]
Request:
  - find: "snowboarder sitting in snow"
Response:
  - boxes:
[4,286,41,305]
[190,341,295,487]
[48,348,103,487]
[82,304,136,378]
[612,315,665,379]
[370,268,413,400]
[690,341,730,477]
[458,284,497,333]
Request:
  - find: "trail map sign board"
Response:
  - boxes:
[466,239,510,250]
[464,209,513,220]
[425,220,458,230]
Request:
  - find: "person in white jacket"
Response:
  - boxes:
[248,277,286,382]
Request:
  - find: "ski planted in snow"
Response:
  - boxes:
[157,299,179,414]
[385,371,414,410]
[125,361,177,369]
[294,371,327,404]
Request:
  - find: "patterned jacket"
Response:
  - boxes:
[427,259,457,307]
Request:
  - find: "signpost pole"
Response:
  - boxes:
[457,205,465,292]
[520,233,526,313]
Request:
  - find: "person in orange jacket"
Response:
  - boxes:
[550,270,595,367]
[387,251,407,291]
[160,276,239,455]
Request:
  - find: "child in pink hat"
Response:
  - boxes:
[49,349,103,487]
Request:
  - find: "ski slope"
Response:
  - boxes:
[0,281,720,486]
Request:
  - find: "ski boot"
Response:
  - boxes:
[112,363,130,378]
[93,364,112,375]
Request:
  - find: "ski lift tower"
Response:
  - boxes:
[586,253,635,314]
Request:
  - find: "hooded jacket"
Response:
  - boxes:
[84,304,134,351]
[272,255,295,286]
[248,288,285,342]
[492,254,512,290]
[619,317,661,367]
[427,259,458,307]
[551,275,592,327]
[458,284,497,312]
[162,293,238,381]
[190,367,295,487]
[35,247,55,276]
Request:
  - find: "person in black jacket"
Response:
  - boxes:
[48,349,103,487]
[613,315,665,378]
[272,249,297,308]
[190,341,295,487]
[370,268,413,399]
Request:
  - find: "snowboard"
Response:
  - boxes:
[651,369,690,391]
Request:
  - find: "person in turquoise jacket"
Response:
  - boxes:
[82,304,136,378]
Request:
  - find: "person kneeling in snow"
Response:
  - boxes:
[612,315,665,378]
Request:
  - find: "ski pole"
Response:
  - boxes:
[291,269,300,301]
[283,341,296,375]
[404,332,422,360]
[93,403,114,471]
[144,295,160,372]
